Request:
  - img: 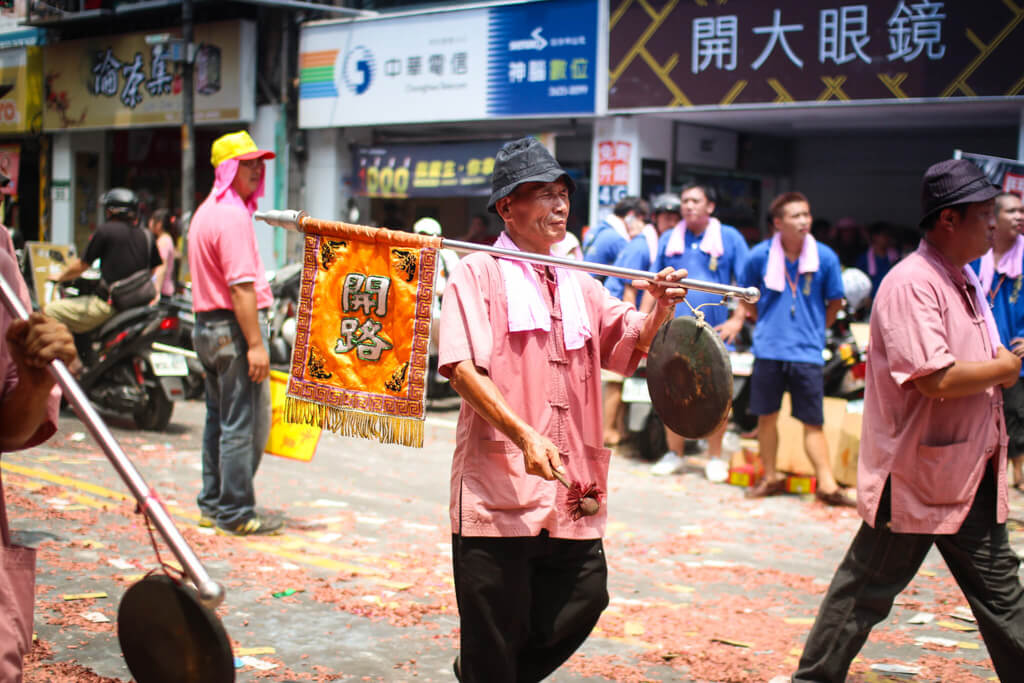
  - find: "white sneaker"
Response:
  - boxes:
[651,451,684,476]
[704,458,729,483]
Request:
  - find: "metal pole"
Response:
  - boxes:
[180,0,195,223]
[0,273,225,609]
[254,209,761,303]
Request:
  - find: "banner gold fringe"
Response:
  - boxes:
[284,395,424,448]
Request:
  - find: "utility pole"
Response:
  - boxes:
[181,0,195,223]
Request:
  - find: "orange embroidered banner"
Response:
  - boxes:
[285,230,436,447]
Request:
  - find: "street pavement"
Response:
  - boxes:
[4,396,1022,682]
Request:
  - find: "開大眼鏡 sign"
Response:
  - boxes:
[42,20,256,130]
[353,140,507,199]
[609,0,1023,110]
[298,0,597,127]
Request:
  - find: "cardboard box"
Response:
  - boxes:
[785,474,817,494]
[831,408,862,487]
[774,393,847,477]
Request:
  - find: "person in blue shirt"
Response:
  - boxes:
[605,193,681,306]
[582,196,648,279]
[855,222,900,305]
[642,184,749,476]
[738,191,854,506]
[973,191,1024,490]
[585,196,649,447]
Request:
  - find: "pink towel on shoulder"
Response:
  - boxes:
[963,264,1003,357]
[866,248,900,277]
[493,232,592,350]
[764,232,819,292]
[978,234,1024,293]
[664,218,723,258]
[640,224,659,264]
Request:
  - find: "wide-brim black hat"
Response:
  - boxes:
[919,158,1000,226]
[487,137,576,213]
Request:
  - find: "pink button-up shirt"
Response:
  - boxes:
[188,188,273,313]
[0,238,60,452]
[439,251,646,539]
[858,240,1008,534]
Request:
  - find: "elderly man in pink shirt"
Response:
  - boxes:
[188,131,280,536]
[794,159,1024,681]
[1,228,75,682]
[439,137,688,683]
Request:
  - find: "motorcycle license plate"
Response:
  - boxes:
[150,352,189,377]
[621,376,650,403]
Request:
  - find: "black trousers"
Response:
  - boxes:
[794,464,1024,682]
[452,532,608,683]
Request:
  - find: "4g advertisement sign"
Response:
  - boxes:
[354,141,501,199]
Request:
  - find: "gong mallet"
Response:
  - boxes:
[254,209,761,304]
[0,271,225,610]
[551,468,602,521]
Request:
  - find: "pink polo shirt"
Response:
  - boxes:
[439,252,646,539]
[858,240,1008,534]
[187,188,273,313]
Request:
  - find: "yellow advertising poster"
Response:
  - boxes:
[0,46,42,135]
[266,370,322,463]
[43,20,255,131]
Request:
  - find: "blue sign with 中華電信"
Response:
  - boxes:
[486,0,597,116]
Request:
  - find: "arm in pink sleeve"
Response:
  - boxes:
[438,258,495,378]
[880,282,955,386]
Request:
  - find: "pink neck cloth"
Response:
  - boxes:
[665,217,723,258]
[962,263,1003,357]
[867,247,901,277]
[640,223,659,264]
[493,231,592,351]
[605,213,630,241]
[212,158,264,215]
[764,232,819,292]
[978,234,1024,293]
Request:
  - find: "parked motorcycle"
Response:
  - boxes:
[267,262,302,369]
[55,278,190,430]
[154,288,205,401]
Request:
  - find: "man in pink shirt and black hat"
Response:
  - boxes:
[794,159,1024,681]
[439,137,689,682]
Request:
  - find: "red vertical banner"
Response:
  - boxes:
[597,140,631,208]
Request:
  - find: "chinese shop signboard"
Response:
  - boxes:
[609,0,1023,110]
[0,46,42,135]
[42,20,256,130]
[353,140,503,199]
[298,0,598,127]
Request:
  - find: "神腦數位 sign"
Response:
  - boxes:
[42,20,256,130]
[298,0,597,127]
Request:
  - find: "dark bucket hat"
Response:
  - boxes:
[486,137,576,213]
[919,158,1000,227]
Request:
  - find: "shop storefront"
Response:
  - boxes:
[297,0,600,246]
[41,20,271,257]
[0,1,44,244]
[602,0,1023,237]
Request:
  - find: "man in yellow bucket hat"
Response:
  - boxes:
[187,130,281,535]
